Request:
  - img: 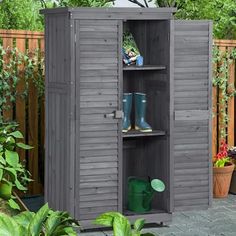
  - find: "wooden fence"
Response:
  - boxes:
[0,30,44,195]
[212,40,236,158]
[0,30,236,195]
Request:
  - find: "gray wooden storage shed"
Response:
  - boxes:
[41,7,212,228]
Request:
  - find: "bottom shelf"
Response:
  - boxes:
[124,208,166,216]
[124,208,172,223]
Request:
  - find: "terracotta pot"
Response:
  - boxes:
[213,163,235,198]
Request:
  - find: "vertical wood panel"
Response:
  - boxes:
[15,38,26,163]
[212,63,217,158]
[227,47,235,147]
[28,38,41,194]
[218,46,226,146]
[2,38,13,121]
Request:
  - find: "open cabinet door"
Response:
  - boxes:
[172,20,212,211]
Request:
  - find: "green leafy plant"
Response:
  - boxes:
[0,203,80,236]
[0,45,44,123]
[212,46,236,141]
[0,123,33,210]
[214,140,232,167]
[94,212,156,236]
[123,32,140,56]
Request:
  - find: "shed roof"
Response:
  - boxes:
[40,7,177,20]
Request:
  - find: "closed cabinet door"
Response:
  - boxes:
[172,20,212,211]
[75,19,122,220]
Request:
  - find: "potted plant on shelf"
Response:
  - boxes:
[213,140,234,198]
[0,123,33,210]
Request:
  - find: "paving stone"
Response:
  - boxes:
[143,225,182,234]
[79,195,236,236]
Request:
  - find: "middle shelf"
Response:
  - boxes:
[123,65,166,71]
[123,130,166,138]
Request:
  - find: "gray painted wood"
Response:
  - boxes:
[173,20,212,211]
[76,19,120,220]
[43,8,212,228]
[44,13,75,214]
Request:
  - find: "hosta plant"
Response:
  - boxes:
[94,211,155,236]
[0,203,80,236]
[0,123,33,209]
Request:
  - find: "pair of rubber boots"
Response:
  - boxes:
[123,93,152,133]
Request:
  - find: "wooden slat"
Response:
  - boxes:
[2,38,13,121]
[212,61,217,158]
[15,38,26,163]
[218,46,226,146]
[28,38,41,195]
[0,29,44,39]
[227,47,235,147]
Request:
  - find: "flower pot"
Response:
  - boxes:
[0,182,12,200]
[213,163,235,198]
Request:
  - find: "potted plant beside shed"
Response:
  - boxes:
[0,123,33,210]
[213,141,234,198]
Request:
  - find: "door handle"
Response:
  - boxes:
[104,110,123,119]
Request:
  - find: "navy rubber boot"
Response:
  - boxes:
[122,93,132,133]
[134,93,152,132]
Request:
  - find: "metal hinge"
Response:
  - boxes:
[74,34,77,43]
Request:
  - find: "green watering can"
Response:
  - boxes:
[127,177,165,213]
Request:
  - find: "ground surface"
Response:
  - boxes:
[81,194,236,236]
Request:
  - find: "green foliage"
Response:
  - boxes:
[214,157,230,167]
[0,123,33,210]
[0,203,80,236]
[94,212,156,236]
[0,45,44,123]
[123,32,140,55]
[41,0,114,8]
[174,0,236,39]
[0,0,43,30]
[212,46,236,139]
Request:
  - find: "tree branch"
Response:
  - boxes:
[39,0,47,8]
[128,0,146,8]
[143,0,149,7]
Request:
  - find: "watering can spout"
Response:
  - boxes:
[143,179,165,210]
[127,177,165,213]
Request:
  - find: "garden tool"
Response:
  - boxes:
[134,93,152,132]
[128,177,165,213]
[122,93,132,132]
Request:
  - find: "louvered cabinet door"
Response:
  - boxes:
[75,20,122,221]
[172,20,212,211]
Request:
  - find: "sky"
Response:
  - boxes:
[114,0,156,7]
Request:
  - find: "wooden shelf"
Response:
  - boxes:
[124,208,166,216]
[123,130,166,138]
[123,65,166,71]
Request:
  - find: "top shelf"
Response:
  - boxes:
[123,65,166,71]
